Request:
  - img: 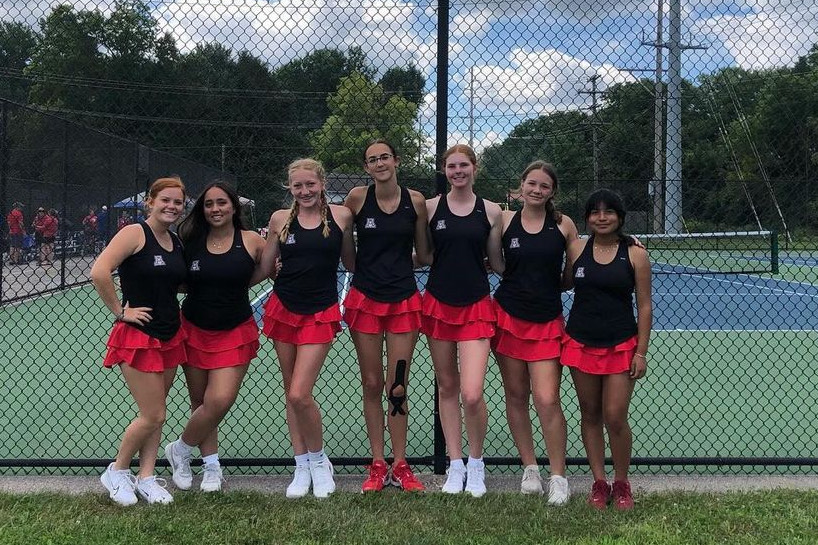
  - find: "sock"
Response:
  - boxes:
[467,456,484,468]
[177,438,195,457]
[202,453,219,467]
[308,449,326,463]
[294,453,310,467]
[449,458,465,471]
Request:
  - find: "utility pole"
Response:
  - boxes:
[579,74,604,189]
[468,66,474,149]
[663,0,706,233]
[642,0,666,233]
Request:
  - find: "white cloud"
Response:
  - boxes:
[475,0,653,24]
[154,0,436,73]
[692,1,817,69]
[463,48,635,117]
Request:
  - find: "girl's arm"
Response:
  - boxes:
[485,200,505,274]
[259,212,284,281]
[90,224,152,325]
[558,215,579,290]
[630,245,652,379]
[411,190,432,267]
[333,205,356,272]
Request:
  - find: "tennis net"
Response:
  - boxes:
[632,230,778,275]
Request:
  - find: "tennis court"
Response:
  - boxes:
[0,237,816,474]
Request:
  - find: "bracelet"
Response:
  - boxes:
[634,353,647,359]
[114,310,125,321]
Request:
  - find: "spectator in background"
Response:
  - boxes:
[33,207,58,266]
[6,201,25,265]
[97,205,110,243]
[82,207,98,256]
[118,210,133,232]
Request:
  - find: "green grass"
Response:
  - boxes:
[1,285,818,474]
[1,491,818,544]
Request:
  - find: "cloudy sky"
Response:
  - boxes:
[3,0,816,150]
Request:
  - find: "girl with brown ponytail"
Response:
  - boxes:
[490,161,578,505]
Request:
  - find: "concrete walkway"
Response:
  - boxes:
[2,474,817,496]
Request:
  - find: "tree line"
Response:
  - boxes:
[0,0,816,234]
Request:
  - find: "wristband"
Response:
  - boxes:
[115,310,125,322]
[634,353,647,359]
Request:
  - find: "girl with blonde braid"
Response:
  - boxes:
[260,159,355,498]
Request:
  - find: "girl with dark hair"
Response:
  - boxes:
[563,188,652,510]
[261,158,356,498]
[343,139,430,492]
[423,144,504,497]
[91,177,187,506]
[164,181,268,493]
[491,161,577,504]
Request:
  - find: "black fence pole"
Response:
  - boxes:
[432,0,449,476]
[0,102,7,303]
[59,120,68,290]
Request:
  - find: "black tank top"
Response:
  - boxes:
[426,194,491,306]
[118,222,186,340]
[494,212,565,323]
[351,185,418,302]
[274,211,343,314]
[182,229,256,330]
[565,236,637,347]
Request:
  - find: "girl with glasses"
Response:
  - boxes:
[343,139,431,492]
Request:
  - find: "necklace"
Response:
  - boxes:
[209,233,232,249]
[593,243,617,252]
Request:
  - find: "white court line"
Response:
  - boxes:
[250,285,273,308]
[338,271,352,316]
[656,328,816,333]
[675,272,818,298]
[653,291,807,296]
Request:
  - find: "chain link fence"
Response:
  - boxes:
[0,0,816,475]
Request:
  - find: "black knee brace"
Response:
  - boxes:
[388,359,407,417]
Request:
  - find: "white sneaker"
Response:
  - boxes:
[100,462,138,506]
[200,463,223,492]
[520,464,543,495]
[442,465,466,494]
[547,475,570,506]
[310,457,335,499]
[164,440,193,490]
[286,465,312,498]
[136,476,174,504]
[465,461,487,498]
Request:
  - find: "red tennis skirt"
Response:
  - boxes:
[103,322,187,373]
[491,301,564,362]
[343,287,422,334]
[181,315,260,370]
[420,292,495,342]
[262,293,342,345]
[560,334,638,375]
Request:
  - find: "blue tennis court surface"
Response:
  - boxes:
[251,266,817,333]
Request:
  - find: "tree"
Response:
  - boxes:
[310,72,423,173]
[379,65,425,106]
[0,21,39,102]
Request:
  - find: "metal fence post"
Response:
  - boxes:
[60,120,69,290]
[0,101,7,303]
[432,0,450,476]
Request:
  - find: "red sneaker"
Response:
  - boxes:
[612,480,634,510]
[361,460,389,492]
[588,479,611,509]
[390,460,425,492]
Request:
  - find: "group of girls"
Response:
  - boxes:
[91,140,651,511]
